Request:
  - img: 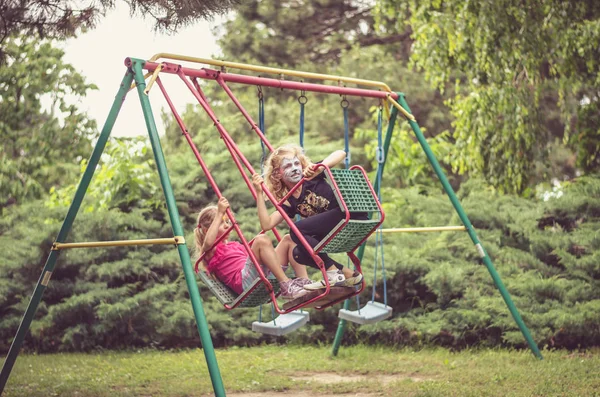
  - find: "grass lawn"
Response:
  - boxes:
[2,345,599,396]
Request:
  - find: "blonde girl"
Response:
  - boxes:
[194,196,308,299]
[254,143,365,290]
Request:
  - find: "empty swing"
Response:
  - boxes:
[338,104,392,324]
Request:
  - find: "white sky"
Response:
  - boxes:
[61,3,223,138]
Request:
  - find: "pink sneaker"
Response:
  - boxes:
[293,277,314,288]
[280,279,309,300]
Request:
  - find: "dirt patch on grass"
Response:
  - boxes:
[223,372,434,396]
[290,371,431,384]
[228,394,378,397]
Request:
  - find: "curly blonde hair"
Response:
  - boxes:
[263,144,311,202]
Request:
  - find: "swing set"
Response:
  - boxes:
[0,54,543,397]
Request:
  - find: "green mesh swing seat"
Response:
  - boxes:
[196,253,311,335]
[314,166,384,255]
[197,268,281,309]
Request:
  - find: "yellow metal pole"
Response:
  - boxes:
[387,94,416,122]
[144,63,164,95]
[52,236,185,250]
[378,226,467,234]
[129,72,152,91]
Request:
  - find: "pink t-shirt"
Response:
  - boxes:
[206,241,247,294]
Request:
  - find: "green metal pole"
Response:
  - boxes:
[331,104,399,356]
[129,58,227,396]
[0,70,135,394]
[396,94,543,360]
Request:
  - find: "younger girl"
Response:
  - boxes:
[194,196,308,300]
[255,144,365,290]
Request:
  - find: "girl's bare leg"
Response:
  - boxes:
[275,234,309,279]
[252,235,289,282]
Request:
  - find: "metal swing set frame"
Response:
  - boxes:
[0,54,542,397]
[152,60,385,314]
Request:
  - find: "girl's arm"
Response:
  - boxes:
[304,150,346,179]
[253,173,284,230]
[321,150,347,168]
[202,197,229,253]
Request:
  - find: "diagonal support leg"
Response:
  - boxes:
[0,70,135,393]
[393,94,543,360]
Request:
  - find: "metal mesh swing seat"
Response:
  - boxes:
[195,242,281,310]
[282,165,385,311]
[314,167,383,254]
[197,270,281,309]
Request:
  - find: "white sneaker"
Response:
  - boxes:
[341,271,363,287]
[303,270,346,290]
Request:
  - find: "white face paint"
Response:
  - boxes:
[280,156,303,185]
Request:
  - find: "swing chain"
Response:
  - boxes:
[340,95,349,109]
[376,148,385,164]
[257,85,263,100]
[376,101,385,164]
[298,89,308,104]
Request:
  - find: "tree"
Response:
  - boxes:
[0,35,97,211]
[0,0,240,59]
[46,137,163,212]
[377,0,600,193]
[213,0,458,188]
[216,0,411,67]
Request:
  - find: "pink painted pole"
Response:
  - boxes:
[144,62,398,100]
[156,77,223,199]
[215,76,274,153]
[155,77,239,271]
[185,78,283,243]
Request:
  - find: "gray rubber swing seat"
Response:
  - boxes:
[338,301,392,325]
[252,310,310,336]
